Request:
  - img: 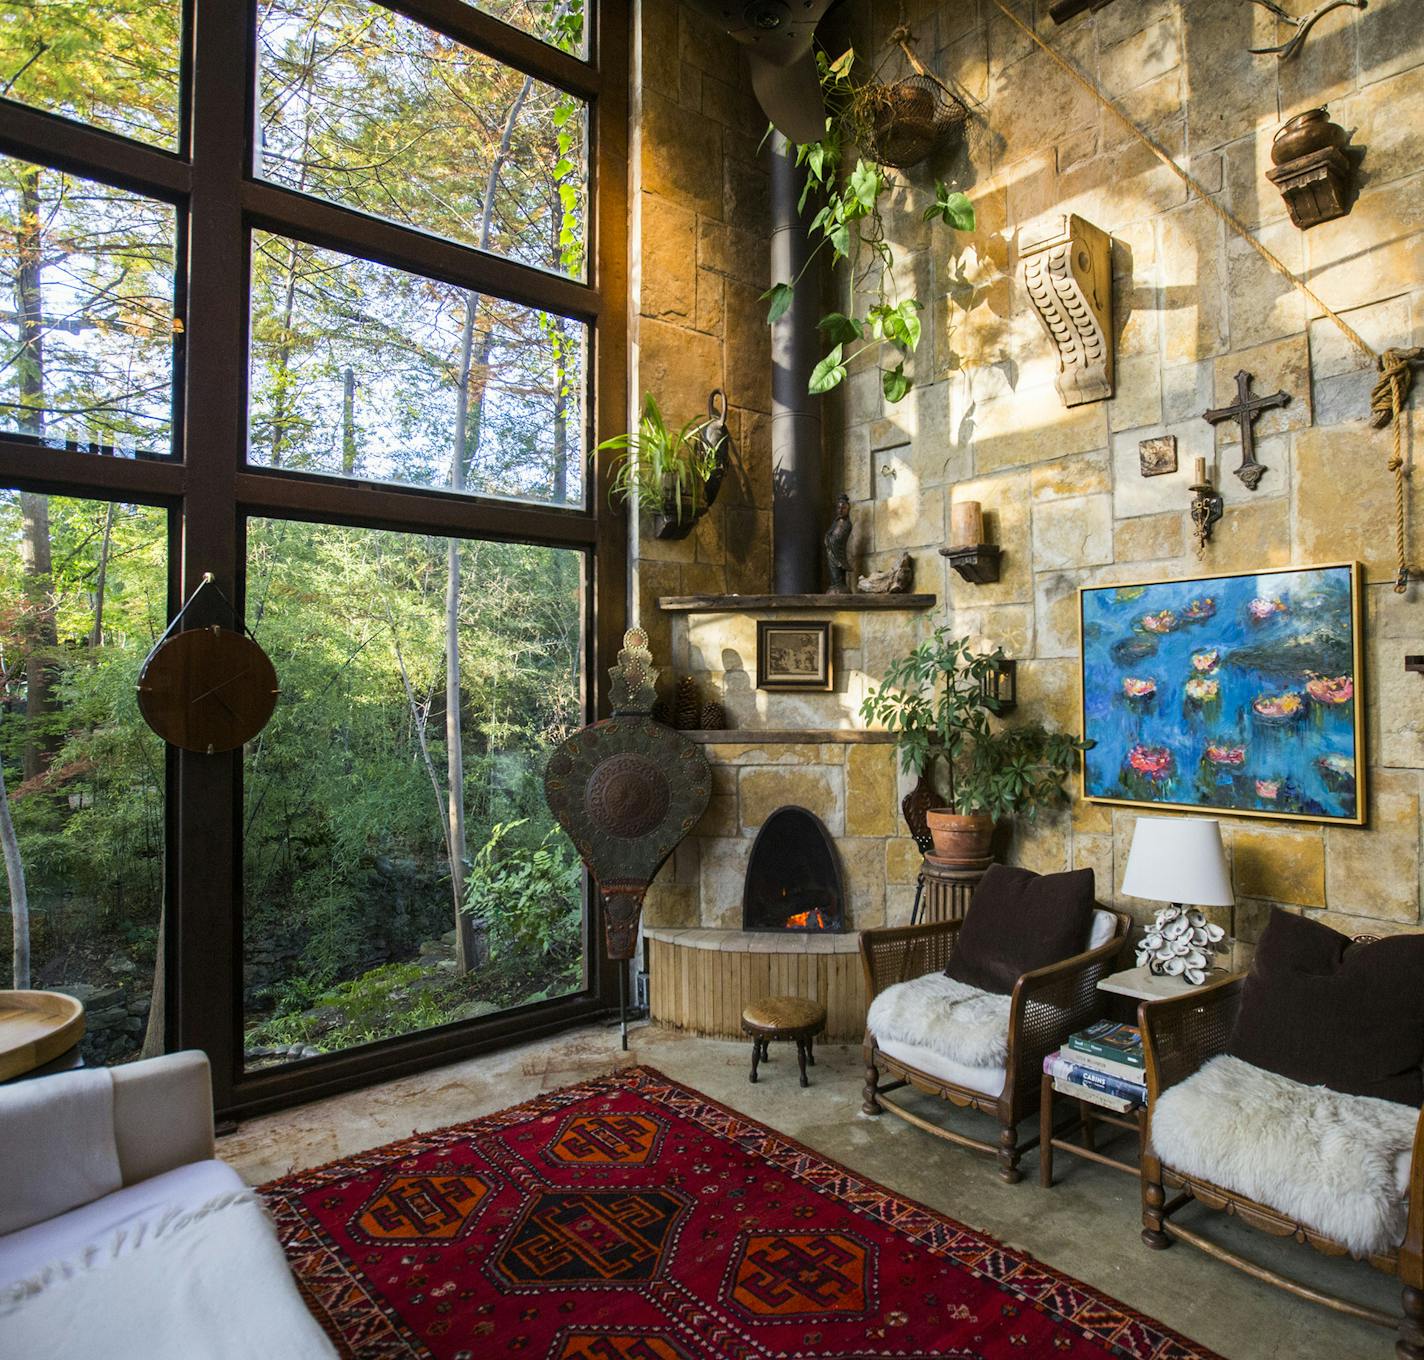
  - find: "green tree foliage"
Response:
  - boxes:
[0,0,594,1064]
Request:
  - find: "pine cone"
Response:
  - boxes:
[699,701,726,730]
[675,676,700,730]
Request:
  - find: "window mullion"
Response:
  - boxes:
[171,0,257,1108]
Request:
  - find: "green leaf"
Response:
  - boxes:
[808,345,847,394]
[761,281,795,325]
[924,184,975,232]
[882,363,911,403]
[848,160,880,213]
[817,312,861,346]
[881,299,922,351]
[827,48,855,78]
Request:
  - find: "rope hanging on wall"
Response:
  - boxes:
[987,0,1421,593]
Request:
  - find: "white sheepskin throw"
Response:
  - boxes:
[866,972,1011,1069]
[1150,1053,1418,1259]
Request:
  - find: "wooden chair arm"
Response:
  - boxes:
[1138,973,1245,1103]
[859,918,965,1001]
[1004,912,1131,1113]
[1403,1101,1424,1283]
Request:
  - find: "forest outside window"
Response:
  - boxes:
[0,156,178,457]
[242,520,586,1068]
[248,234,587,504]
[257,0,588,279]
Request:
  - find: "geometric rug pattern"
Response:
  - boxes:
[260,1065,1223,1359]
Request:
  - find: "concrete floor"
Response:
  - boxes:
[222,1022,1400,1360]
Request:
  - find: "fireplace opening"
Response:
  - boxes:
[742,805,846,932]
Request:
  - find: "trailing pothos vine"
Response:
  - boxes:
[761,48,976,406]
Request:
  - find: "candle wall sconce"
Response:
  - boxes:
[1189,457,1224,560]
[1406,656,1424,676]
[981,657,1017,713]
[942,500,1003,584]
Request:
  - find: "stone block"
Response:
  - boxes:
[837,837,888,929]
[954,602,1035,657]
[697,837,751,929]
[1101,16,1180,97]
[1205,497,1292,573]
[871,487,945,553]
[1303,178,1424,315]
[1005,814,1070,875]
[1326,769,1420,922]
[725,281,771,415]
[1109,353,1164,433]
[1072,832,1115,902]
[1032,494,1114,572]
[1109,422,1212,519]
[886,835,923,885]
[640,89,722,218]
[1115,510,1185,562]
[1033,572,1083,658]
[642,193,697,324]
[739,766,843,835]
[1032,451,1112,501]
[1157,200,1228,364]
[1230,828,1326,908]
[971,382,1110,474]
[846,745,897,837]
[1225,221,1306,352]
[1014,657,1080,735]
[637,319,723,428]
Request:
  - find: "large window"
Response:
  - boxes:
[0,0,627,1114]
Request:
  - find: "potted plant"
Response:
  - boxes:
[597,392,726,540]
[859,629,1088,867]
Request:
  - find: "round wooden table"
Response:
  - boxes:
[741,995,826,1088]
[0,990,86,1082]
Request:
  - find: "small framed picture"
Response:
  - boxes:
[756,620,833,691]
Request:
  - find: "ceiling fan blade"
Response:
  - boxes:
[749,50,827,145]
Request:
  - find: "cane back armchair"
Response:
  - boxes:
[860,910,1129,1184]
[1138,974,1424,1359]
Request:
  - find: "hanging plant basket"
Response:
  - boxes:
[859,76,967,169]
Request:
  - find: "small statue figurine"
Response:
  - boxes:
[824,492,853,593]
[858,551,915,595]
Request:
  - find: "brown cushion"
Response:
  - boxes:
[1228,909,1424,1108]
[945,864,1097,996]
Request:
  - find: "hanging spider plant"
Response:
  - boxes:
[598,393,725,538]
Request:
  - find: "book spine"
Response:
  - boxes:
[1065,1049,1145,1084]
[1067,1035,1145,1069]
[1046,1054,1146,1103]
[1051,1076,1135,1114]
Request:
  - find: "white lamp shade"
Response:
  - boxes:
[1121,816,1234,907]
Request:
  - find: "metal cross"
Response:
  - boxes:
[1202,371,1291,491]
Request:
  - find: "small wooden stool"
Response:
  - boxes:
[741,996,826,1087]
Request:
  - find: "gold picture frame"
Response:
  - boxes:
[1077,561,1365,826]
[756,620,833,691]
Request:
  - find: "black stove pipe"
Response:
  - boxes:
[769,131,822,594]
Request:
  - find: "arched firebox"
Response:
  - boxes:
[741,806,846,933]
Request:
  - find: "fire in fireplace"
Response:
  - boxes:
[742,806,846,933]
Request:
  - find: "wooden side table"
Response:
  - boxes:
[0,990,85,1082]
[1039,1071,1144,1186]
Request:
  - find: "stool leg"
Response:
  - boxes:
[807,1037,816,1066]
[759,1037,771,1062]
[796,1039,810,1088]
[749,1037,760,1084]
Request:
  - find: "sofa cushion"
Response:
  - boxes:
[0,1159,244,1291]
[1149,1053,1417,1259]
[0,1068,122,1236]
[874,1037,1006,1100]
[1228,908,1424,1107]
[945,864,1097,995]
[867,972,1011,1069]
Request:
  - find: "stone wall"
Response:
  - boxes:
[629,4,774,672]
[823,0,1424,939]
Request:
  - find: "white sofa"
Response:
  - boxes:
[0,1052,335,1359]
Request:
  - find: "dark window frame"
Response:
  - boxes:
[0,0,630,1118]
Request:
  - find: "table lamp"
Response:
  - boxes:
[1120,816,1234,984]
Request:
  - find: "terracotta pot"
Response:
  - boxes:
[1271,108,1345,165]
[924,809,994,868]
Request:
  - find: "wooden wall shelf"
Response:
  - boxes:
[657,593,936,613]
[681,729,897,744]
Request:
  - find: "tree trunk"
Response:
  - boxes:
[139,900,165,1059]
[0,736,30,990]
[341,366,356,474]
[14,164,57,784]
[445,76,532,974]
[90,501,115,649]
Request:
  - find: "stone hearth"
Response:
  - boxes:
[645,928,866,1042]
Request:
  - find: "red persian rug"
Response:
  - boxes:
[261,1065,1221,1360]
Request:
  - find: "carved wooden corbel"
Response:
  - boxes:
[1021,214,1114,408]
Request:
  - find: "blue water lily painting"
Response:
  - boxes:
[1078,563,1364,825]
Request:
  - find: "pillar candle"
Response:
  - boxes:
[951,501,984,546]
[1194,456,1206,484]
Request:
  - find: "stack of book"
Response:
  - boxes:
[1044,1020,1147,1113]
